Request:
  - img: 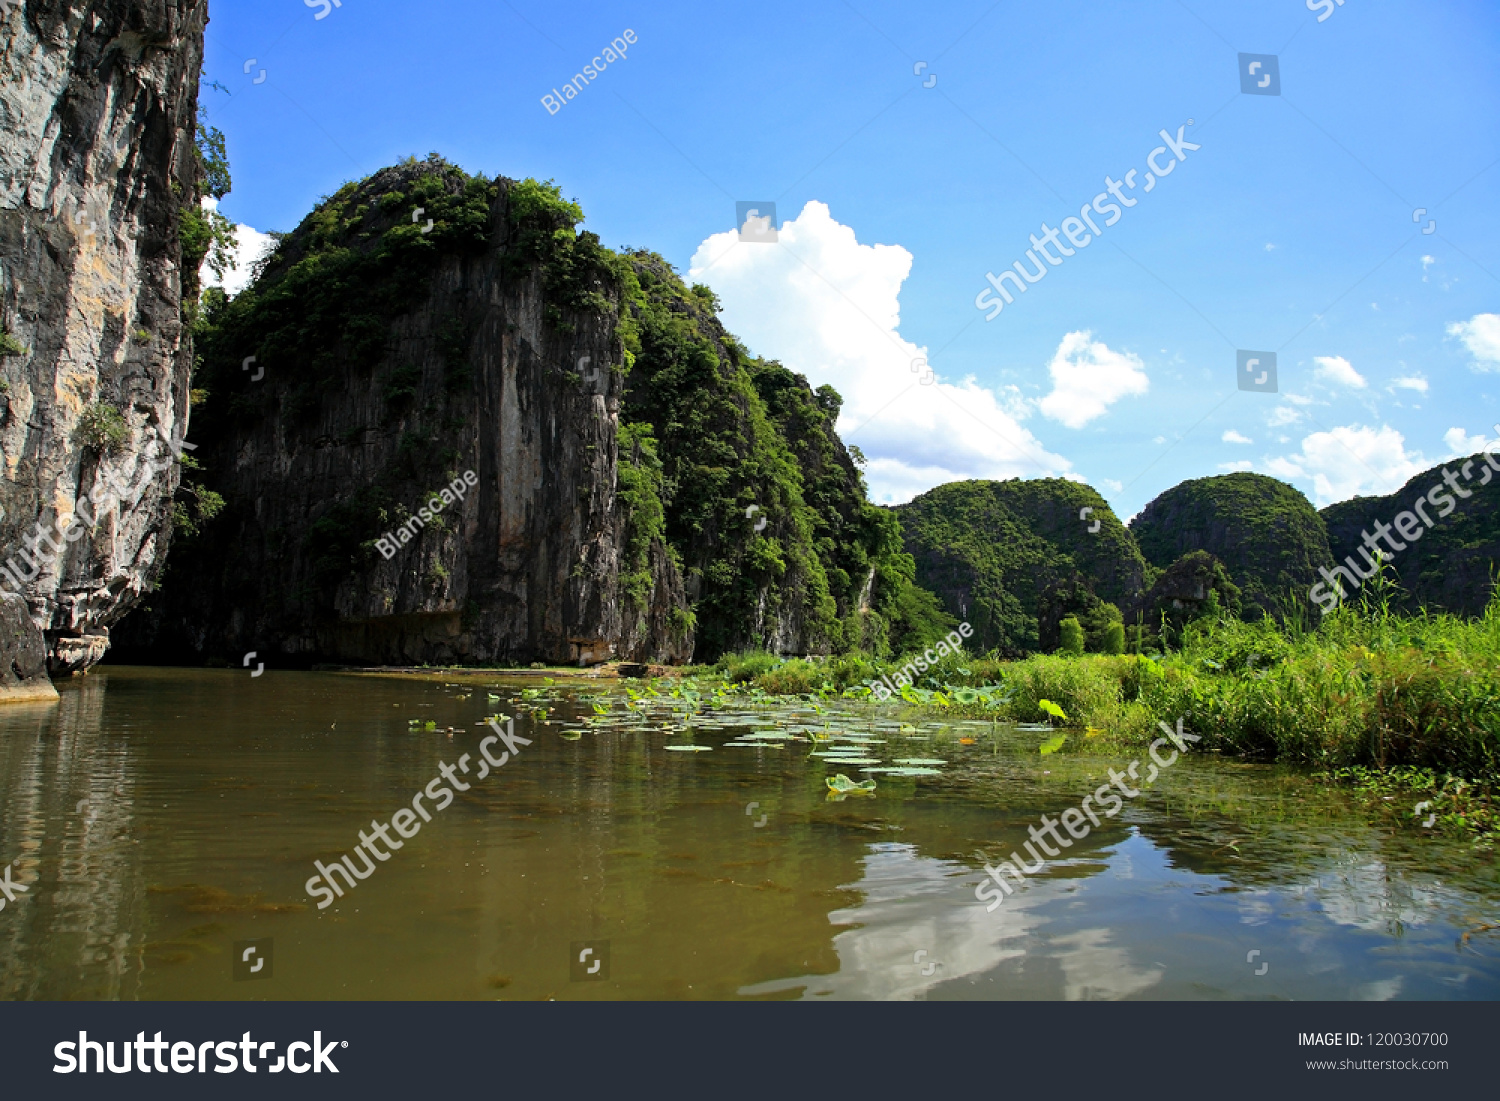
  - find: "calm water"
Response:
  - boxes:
[0,666,1496,1001]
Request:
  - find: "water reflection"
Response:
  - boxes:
[0,667,1495,1001]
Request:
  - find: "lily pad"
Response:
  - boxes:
[826,773,877,793]
[894,758,946,766]
[664,745,712,752]
[882,767,943,776]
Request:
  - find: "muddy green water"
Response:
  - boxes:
[0,667,1496,1001]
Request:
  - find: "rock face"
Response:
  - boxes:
[0,592,57,702]
[1321,451,1500,615]
[1130,473,1333,621]
[1125,549,1242,638]
[0,0,204,678]
[115,161,692,667]
[115,162,924,667]
[896,478,1147,654]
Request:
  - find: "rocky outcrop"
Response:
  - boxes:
[0,592,57,701]
[0,0,205,680]
[113,160,924,667]
[1321,451,1500,616]
[113,161,695,667]
[1125,549,1241,638]
[896,478,1147,654]
[1129,472,1333,621]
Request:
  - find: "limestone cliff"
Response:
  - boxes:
[0,0,205,677]
[113,160,930,667]
[895,478,1147,655]
[114,161,694,666]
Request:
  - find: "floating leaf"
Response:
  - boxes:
[825,773,877,793]
[894,758,946,766]
[1038,699,1068,723]
[664,745,712,752]
[882,767,942,776]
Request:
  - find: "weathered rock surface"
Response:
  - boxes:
[0,591,57,701]
[114,161,694,667]
[0,0,203,679]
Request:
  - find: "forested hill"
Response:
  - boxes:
[1321,452,1500,616]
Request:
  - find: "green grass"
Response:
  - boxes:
[713,588,1500,805]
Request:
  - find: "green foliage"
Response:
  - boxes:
[898,478,1148,655]
[0,327,29,357]
[171,482,225,540]
[1058,616,1084,654]
[77,402,130,455]
[1101,621,1126,655]
[196,155,499,428]
[616,421,669,616]
[382,363,423,411]
[1322,453,1500,617]
[194,102,233,201]
[1130,472,1333,621]
[303,485,397,586]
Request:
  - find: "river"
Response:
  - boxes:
[0,667,1495,1000]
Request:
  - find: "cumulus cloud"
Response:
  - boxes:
[688,201,1069,503]
[1448,313,1500,370]
[1313,355,1366,389]
[1036,331,1149,429]
[1219,460,1253,472]
[1444,426,1496,457]
[1265,424,1426,506]
[1390,375,1428,393]
[199,198,274,298]
[1222,429,1252,444]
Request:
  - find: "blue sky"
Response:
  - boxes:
[203,0,1500,517]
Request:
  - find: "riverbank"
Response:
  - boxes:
[695,593,1500,844]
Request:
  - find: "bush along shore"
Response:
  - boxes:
[690,578,1500,847]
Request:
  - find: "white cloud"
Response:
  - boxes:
[1152,435,1167,444]
[1264,243,1277,252]
[1448,313,1500,371]
[1267,405,1303,427]
[1218,460,1253,472]
[1313,355,1367,389]
[688,201,1069,503]
[199,198,274,298]
[1421,255,1436,270]
[1100,478,1123,492]
[1265,424,1426,506]
[1444,427,1496,457]
[1222,429,1252,444]
[1036,331,1149,429]
[1284,392,1315,406]
[1390,375,1428,393]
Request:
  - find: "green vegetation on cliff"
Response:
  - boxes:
[166,158,943,663]
[895,478,1146,655]
[1129,472,1333,621]
[1321,452,1500,616]
[615,250,944,659]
